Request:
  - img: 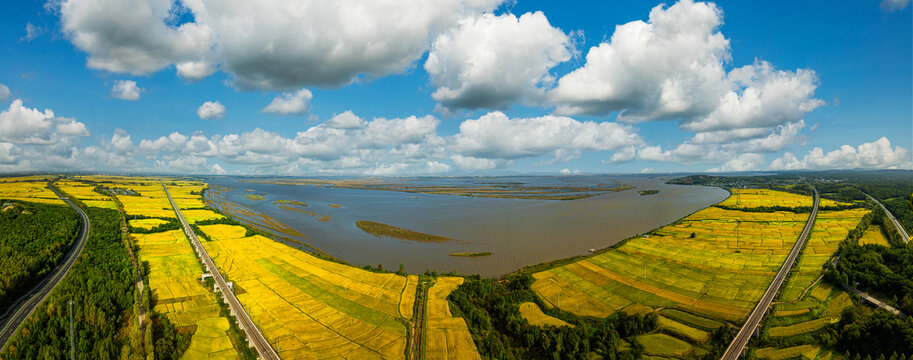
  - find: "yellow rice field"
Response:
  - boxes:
[0,175,54,182]
[129,218,169,229]
[200,225,417,359]
[133,229,237,359]
[755,345,820,360]
[532,191,815,323]
[0,179,63,205]
[91,176,241,359]
[720,189,840,208]
[425,277,480,360]
[858,227,890,246]
[778,209,869,302]
[55,180,117,209]
[519,302,572,328]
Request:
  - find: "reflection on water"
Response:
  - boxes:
[204,175,728,277]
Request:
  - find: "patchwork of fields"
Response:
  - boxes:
[0,176,62,205]
[55,180,117,209]
[94,176,239,359]
[7,175,879,359]
[753,208,869,360]
[529,189,858,357]
[778,209,870,302]
[532,190,814,324]
[200,223,419,359]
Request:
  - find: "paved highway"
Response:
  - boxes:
[161,181,280,360]
[0,184,90,352]
[864,193,910,243]
[720,188,819,360]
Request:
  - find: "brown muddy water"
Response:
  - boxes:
[204,175,728,277]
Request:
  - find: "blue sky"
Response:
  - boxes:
[0,0,910,175]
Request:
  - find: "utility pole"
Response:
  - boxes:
[736,220,741,253]
[69,299,75,360]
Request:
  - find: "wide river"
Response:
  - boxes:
[204,175,728,277]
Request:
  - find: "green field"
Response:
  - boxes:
[657,316,708,342]
[657,308,724,330]
[637,333,692,356]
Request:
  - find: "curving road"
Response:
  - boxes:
[863,193,909,243]
[161,181,280,360]
[720,188,819,360]
[0,184,90,352]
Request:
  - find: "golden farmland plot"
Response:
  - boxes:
[425,277,481,360]
[133,228,237,359]
[199,230,418,359]
[858,227,890,246]
[519,302,572,328]
[778,209,868,302]
[719,189,842,209]
[0,180,63,205]
[719,189,811,208]
[129,218,169,230]
[533,204,811,322]
[55,180,117,209]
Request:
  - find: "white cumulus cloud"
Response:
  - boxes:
[262,89,312,116]
[706,153,764,172]
[324,111,365,129]
[682,62,824,132]
[769,137,911,170]
[111,80,143,100]
[450,111,642,162]
[57,0,212,75]
[197,101,225,119]
[0,99,90,144]
[550,0,729,121]
[549,0,822,139]
[425,11,571,110]
[55,0,504,88]
[176,61,217,81]
[0,84,10,101]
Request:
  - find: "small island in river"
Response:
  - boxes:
[356,220,455,243]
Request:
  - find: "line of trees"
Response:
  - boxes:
[0,201,79,311]
[714,203,865,214]
[0,208,139,359]
[126,216,181,234]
